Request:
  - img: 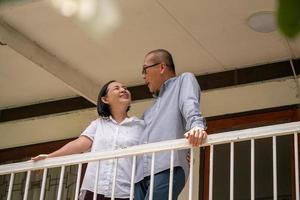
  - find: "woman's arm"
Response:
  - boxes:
[31,136,92,161]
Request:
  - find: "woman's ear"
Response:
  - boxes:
[101,96,109,104]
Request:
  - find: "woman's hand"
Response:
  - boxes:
[31,154,49,161]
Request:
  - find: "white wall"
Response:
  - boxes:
[0,76,298,149]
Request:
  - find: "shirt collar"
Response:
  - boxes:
[153,76,177,98]
[108,116,141,125]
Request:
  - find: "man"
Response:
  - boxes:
[135,49,207,200]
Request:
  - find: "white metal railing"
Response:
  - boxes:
[1,121,300,200]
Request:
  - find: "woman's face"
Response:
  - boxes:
[104,81,131,108]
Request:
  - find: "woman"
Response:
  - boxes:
[32,80,145,200]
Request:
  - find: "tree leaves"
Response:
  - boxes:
[277,0,300,39]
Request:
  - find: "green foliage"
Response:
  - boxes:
[277,0,300,39]
[0,0,24,8]
[0,0,19,4]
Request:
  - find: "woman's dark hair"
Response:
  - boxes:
[97,80,130,117]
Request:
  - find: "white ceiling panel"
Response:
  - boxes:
[0,0,222,87]
[0,46,76,109]
[159,0,299,69]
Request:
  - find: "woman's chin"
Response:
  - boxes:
[120,99,131,105]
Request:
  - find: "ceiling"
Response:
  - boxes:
[0,0,299,110]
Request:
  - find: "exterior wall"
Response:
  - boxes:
[0,76,298,149]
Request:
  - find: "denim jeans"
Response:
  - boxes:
[134,167,185,200]
[81,190,129,200]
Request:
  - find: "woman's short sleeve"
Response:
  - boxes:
[81,119,98,141]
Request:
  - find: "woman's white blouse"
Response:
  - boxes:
[80,116,144,198]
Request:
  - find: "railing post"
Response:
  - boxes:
[188,148,195,200]
[168,150,174,200]
[7,173,14,200]
[230,142,234,200]
[57,166,65,200]
[295,133,299,200]
[273,136,277,200]
[251,139,255,200]
[94,161,100,200]
[130,156,137,200]
[40,168,48,200]
[209,145,214,200]
[111,159,118,199]
[149,152,155,200]
[23,170,31,200]
[74,164,82,200]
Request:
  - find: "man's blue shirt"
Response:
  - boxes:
[135,72,206,182]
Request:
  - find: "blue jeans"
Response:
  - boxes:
[134,167,185,200]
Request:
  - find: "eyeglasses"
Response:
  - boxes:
[142,63,160,75]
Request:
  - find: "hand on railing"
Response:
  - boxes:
[186,152,191,165]
[31,154,49,161]
[31,154,49,176]
[184,127,207,147]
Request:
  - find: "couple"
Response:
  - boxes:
[32,49,207,200]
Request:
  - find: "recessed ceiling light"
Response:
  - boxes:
[247,11,277,33]
[0,41,7,46]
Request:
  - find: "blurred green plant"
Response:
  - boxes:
[277,0,300,39]
[0,0,20,4]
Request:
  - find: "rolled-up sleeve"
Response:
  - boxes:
[179,73,206,130]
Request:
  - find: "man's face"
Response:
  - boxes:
[142,54,163,93]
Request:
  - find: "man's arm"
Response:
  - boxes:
[179,73,207,146]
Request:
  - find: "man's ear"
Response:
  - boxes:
[160,63,167,74]
[101,96,109,104]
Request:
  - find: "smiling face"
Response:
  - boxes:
[142,53,164,94]
[102,81,131,110]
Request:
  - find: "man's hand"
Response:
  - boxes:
[31,154,49,161]
[184,127,207,147]
[186,152,191,164]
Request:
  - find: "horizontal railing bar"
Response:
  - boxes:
[0,138,191,175]
[207,121,300,145]
[0,121,300,175]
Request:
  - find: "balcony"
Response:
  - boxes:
[0,121,300,200]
